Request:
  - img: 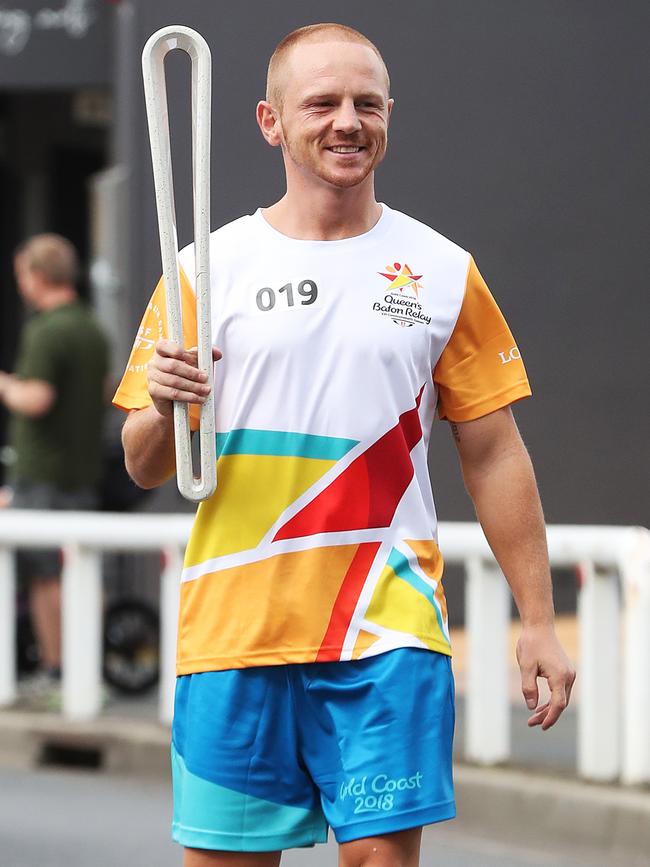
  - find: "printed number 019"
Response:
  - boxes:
[256,280,318,311]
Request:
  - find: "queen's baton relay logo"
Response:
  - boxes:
[373,262,431,327]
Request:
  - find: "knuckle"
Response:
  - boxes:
[171,375,190,392]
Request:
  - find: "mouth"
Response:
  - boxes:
[325,145,365,155]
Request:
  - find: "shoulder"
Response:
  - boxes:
[385,206,470,262]
[20,311,56,348]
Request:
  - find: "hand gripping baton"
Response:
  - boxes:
[142,26,216,502]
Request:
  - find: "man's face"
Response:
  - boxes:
[274,41,393,190]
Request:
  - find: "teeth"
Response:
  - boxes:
[330,146,361,153]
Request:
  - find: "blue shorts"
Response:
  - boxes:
[171,648,455,852]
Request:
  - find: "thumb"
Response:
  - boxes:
[521,667,539,710]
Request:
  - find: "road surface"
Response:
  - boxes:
[0,766,633,867]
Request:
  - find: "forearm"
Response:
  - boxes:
[122,405,177,489]
[464,445,555,627]
[453,409,575,728]
[0,372,54,417]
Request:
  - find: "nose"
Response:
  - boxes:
[332,99,362,134]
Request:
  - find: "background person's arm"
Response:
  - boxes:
[0,371,55,417]
[451,405,576,730]
[121,339,221,489]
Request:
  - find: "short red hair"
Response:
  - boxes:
[266,23,390,108]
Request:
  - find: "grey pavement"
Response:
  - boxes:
[0,766,636,867]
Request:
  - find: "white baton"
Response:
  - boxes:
[142,26,217,502]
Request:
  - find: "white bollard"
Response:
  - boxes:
[577,560,621,781]
[620,529,650,785]
[465,557,511,764]
[0,547,16,706]
[62,544,103,719]
[159,546,183,726]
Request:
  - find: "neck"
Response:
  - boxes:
[263,172,382,241]
[38,286,77,311]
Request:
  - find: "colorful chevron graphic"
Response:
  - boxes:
[363,544,450,654]
[184,429,358,566]
[178,543,366,670]
[177,390,449,671]
[273,386,425,541]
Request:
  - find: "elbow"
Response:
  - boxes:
[123,452,165,491]
[121,408,174,490]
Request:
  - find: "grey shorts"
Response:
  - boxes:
[12,480,98,580]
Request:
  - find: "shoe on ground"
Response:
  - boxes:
[17,670,62,712]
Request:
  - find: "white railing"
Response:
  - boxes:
[0,512,648,786]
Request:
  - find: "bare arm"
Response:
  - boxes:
[451,407,576,729]
[0,371,55,417]
[121,339,221,489]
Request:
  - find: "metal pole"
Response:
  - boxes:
[159,545,183,726]
[62,544,103,719]
[577,560,621,781]
[465,557,511,764]
[0,547,16,706]
[620,528,650,785]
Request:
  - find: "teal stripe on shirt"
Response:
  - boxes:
[216,429,358,460]
[386,548,448,639]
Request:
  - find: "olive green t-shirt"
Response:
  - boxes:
[9,301,110,491]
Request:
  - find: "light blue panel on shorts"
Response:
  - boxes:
[295,648,456,842]
[171,744,328,852]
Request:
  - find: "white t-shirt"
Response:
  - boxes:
[114,204,531,674]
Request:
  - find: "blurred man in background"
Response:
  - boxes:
[0,233,109,708]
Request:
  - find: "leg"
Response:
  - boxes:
[29,576,62,670]
[339,827,422,867]
[184,848,281,867]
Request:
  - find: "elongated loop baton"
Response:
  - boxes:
[142,26,216,502]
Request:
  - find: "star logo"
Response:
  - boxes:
[378,262,423,296]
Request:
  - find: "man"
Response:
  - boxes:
[114,23,575,867]
[0,234,109,707]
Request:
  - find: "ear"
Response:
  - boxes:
[256,100,282,147]
[386,98,395,124]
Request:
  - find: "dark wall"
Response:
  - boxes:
[115,1,649,527]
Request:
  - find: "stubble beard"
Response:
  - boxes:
[282,127,387,190]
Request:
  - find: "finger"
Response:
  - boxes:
[188,345,223,363]
[149,383,208,405]
[520,666,539,711]
[527,701,550,727]
[565,668,577,708]
[155,339,189,360]
[148,371,211,402]
[540,682,568,730]
[151,355,209,384]
[153,340,204,371]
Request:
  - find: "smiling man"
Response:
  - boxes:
[114,22,575,867]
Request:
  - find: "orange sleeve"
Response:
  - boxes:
[434,258,532,421]
[112,268,201,429]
